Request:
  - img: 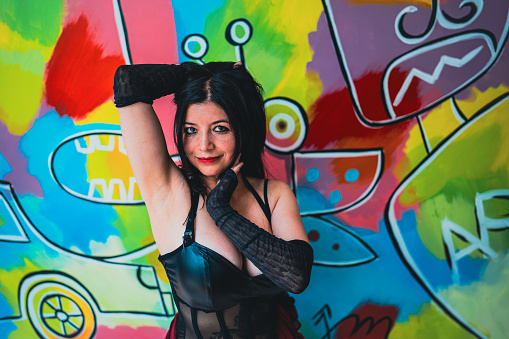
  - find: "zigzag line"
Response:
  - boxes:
[393,45,483,106]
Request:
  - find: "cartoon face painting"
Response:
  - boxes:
[323,0,509,124]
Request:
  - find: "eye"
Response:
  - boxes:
[213,125,230,133]
[184,127,197,135]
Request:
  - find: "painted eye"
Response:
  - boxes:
[303,216,376,267]
[264,97,308,154]
[182,34,208,64]
[184,127,197,135]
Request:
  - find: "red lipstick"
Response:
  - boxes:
[197,156,221,164]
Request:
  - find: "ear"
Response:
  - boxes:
[233,61,242,68]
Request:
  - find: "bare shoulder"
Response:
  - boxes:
[266,179,294,207]
[266,179,308,242]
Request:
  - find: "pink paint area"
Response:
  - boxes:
[96,325,168,338]
[119,0,179,64]
[62,0,124,57]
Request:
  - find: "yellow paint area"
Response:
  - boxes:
[0,61,44,135]
[0,21,59,135]
[421,99,462,150]
[390,301,474,338]
[75,100,120,125]
[455,85,509,120]
[0,21,56,60]
[85,134,139,201]
[397,120,427,180]
[253,0,323,110]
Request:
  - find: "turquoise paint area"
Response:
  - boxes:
[345,168,359,182]
[18,111,119,256]
[0,153,12,178]
[0,314,17,336]
[328,190,341,204]
[296,215,431,336]
[296,186,334,214]
[171,0,225,62]
[306,167,320,183]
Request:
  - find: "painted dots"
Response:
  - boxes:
[307,230,319,242]
[345,168,359,182]
[306,168,320,183]
[329,190,342,204]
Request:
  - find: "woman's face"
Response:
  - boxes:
[183,101,236,186]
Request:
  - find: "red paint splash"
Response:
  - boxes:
[303,71,418,230]
[45,15,124,119]
[335,302,399,339]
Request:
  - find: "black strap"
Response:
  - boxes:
[242,176,271,224]
[183,191,199,247]
[263,179,271,221]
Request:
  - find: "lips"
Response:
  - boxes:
[197,156,221,164]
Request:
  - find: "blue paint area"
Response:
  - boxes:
[0,197,25,241]
[295,216,432,328]
[306,167,320,183]
[0,286,15,318]
[328,190,341,204]
[296,186,335,214]
[302,216,375,266]
[0,316,17,337]
[18,112,120,256]
[52,139,92,197]
[392,210,460,288]
[0,153,12,179]
[172,0,225,62]
[345,168,359,182]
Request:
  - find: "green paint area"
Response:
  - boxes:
[0,0,63,46]
[0,60,43,135]
[390,301,475,339]
[437,253,509,338]
[0,49,45,76]
[399,97,509,260]
[111,205,152,255]
[201,0,322,108]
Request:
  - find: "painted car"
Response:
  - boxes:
[0,180,175,338]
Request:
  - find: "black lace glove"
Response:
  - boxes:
[206,170,313,294]
[113,63,189,107]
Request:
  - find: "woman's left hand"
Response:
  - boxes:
[206,162,244,213]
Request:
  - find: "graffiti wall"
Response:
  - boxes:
[1,0,508,338]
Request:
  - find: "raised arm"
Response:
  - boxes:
[113,64,188,202]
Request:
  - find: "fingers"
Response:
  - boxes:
[231,161,244,175]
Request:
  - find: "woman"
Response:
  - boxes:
[113,61,313,338]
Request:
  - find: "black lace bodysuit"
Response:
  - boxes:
[158,179,285,338]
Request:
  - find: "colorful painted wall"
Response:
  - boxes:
[1,0,508,338]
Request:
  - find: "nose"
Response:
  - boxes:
[199,131,214,151]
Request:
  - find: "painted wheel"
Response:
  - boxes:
[27,282,95,339]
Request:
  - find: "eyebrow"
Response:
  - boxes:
[184,119,230,125]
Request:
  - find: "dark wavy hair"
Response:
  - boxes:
[173,62,267,194]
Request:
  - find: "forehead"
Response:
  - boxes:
[184,102,229,123]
